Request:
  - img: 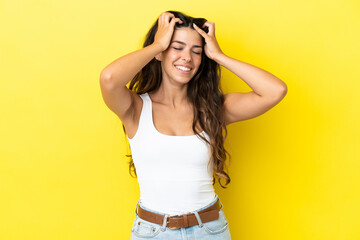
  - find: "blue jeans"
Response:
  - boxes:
[130,195,231,239]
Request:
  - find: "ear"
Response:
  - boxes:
[155,52,163,61]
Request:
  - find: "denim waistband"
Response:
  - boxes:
[135,195,224,231]
[135,194,223,217]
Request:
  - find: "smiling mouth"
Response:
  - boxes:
[174,65,192,73]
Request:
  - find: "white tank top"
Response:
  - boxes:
[126,92,216,215]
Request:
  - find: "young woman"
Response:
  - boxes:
[100,10,287,240]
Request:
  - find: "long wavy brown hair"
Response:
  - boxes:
[124,10,231,188]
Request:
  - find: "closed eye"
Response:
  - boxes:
[173,47,201,55]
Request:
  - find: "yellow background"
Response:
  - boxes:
[1,0,359,239]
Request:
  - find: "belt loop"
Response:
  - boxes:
[135,199,140,216]
[192,211,203,227]
[217,196,224,210]
[161,214,169,231]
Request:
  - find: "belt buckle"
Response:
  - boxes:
[167,211,192,230]
[167,215,181,230]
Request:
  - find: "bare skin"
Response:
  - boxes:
[125,23,206,138]
[100,12,287,139]
[124,90,204,139]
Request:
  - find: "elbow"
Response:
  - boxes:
[279,83,287,95]
[100,70,112,82]
[266,84,287,101]
[100,70,114,87]
[276,84,288,100]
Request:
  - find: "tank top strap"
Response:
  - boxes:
[139,92,151,122]
[129,92,152,141]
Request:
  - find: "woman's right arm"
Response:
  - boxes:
[99,43,164,121]
[99,43,163,88]
[99,12,182,121]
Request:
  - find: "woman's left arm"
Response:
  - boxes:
[194,21,287,124]
[214,54,287,98]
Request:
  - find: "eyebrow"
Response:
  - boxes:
[171,40,202,49]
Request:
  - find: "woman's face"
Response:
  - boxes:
[158,27,203,85]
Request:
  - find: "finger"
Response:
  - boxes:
[171,17,183,25]
[164,14,173,24]
[168,17,182,25]
[193,23,208,39]
[176,17,183,24]
[159,12,169,25]
[162,12,174,24]
[163,11,174,17]
[158,14,163,25]
[202,21,215,36]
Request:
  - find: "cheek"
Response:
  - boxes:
[165,53,178,63]
[194,56,202,68]
[166,49,178,57]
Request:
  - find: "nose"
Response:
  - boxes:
[181,50,192,62]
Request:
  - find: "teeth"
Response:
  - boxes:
[175,65,191,72]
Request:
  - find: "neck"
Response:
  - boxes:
[149,86,190,109]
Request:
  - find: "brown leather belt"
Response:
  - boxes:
[137,199,221,230]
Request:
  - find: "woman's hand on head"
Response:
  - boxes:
[153,12,183,52]
[193,21,224,60]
